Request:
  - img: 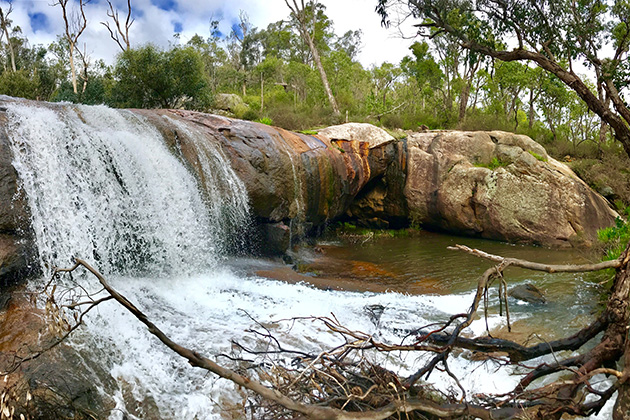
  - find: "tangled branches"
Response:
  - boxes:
[24,243,630,419]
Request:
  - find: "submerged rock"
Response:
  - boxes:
[508,283,546,304]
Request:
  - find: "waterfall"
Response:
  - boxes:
[160,115,250,251]
[6,102,248,276]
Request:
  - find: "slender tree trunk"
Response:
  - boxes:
[2,28,14,72]
[260,72,264,112]
[306,33,340,116]
[0,8,16,73]
[69,46,78,95]
[528,89,535,129]
[458,82,471,123]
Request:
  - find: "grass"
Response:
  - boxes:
[474,156,511,170]
[597,209,630,261]
[298,129,319,135]
[528,150,548,162]
[256,117,273,126]
[336,222,419,238]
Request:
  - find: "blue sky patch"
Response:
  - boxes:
[230,22,243,38]
[151,0,177,12]
[28,12,49,33]
[173,21,183,33]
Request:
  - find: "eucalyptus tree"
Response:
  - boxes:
[284,0,340,115]
[0,1,16,73]
[51,0,90,95]
[225,11,260,96]
[376,0,630,154]
[101,0,133,52]
[400,41,443,114]
[334,29,363,60]
[112,44,212,110]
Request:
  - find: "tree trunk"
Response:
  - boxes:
[2,26,15,73]
[69,46,78,95]
[306,33,340,116]
[528,89,535,129]
[458,82,471,123]
[614,332,630,419]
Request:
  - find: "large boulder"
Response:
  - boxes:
[404,130,618,246]
[213,93,248,114]
[131,110,397,254]
[0,291,117,419]
[318,123,396,148]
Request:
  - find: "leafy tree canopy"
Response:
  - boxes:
[112,44,212,110]
[377,0,630,154]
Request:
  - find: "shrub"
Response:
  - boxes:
[598,209,630,260]
[256,117,273,126]
[241,109,259,121]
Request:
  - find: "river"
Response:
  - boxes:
[4,100,615,419]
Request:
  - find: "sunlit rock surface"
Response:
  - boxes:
[404,131,618,246]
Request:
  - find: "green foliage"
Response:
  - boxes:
[241,108,259,121]
[256,117,273,125]
[111,44,212,110]
[528,151,547,162]
[475,156,511,170]
[598,210,630,260]
[0,69,40,99]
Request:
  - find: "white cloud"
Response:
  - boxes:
[6,0,416,67]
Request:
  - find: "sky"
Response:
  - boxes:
[6,0,418,68]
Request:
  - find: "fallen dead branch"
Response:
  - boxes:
[26,242,630,419]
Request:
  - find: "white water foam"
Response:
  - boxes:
[66,269,518,419]
[7,103,221,276]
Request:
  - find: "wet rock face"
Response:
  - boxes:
[404,131,618,246]
[135,110,394,253]
[0,292,116,419]
[0,113,35,285]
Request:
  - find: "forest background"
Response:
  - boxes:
[0,0,627,209]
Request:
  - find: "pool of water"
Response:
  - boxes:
[250,230,607,340]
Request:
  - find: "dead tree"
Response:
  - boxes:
[0,1,16,73]
[284,0,341,116]
[51,0,90,95]
[100,0,133,52]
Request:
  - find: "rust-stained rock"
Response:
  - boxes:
[131,110,394,253]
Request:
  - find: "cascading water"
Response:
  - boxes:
[4,101,614,419]
[7,103,225,276]
[159,114,251,252]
